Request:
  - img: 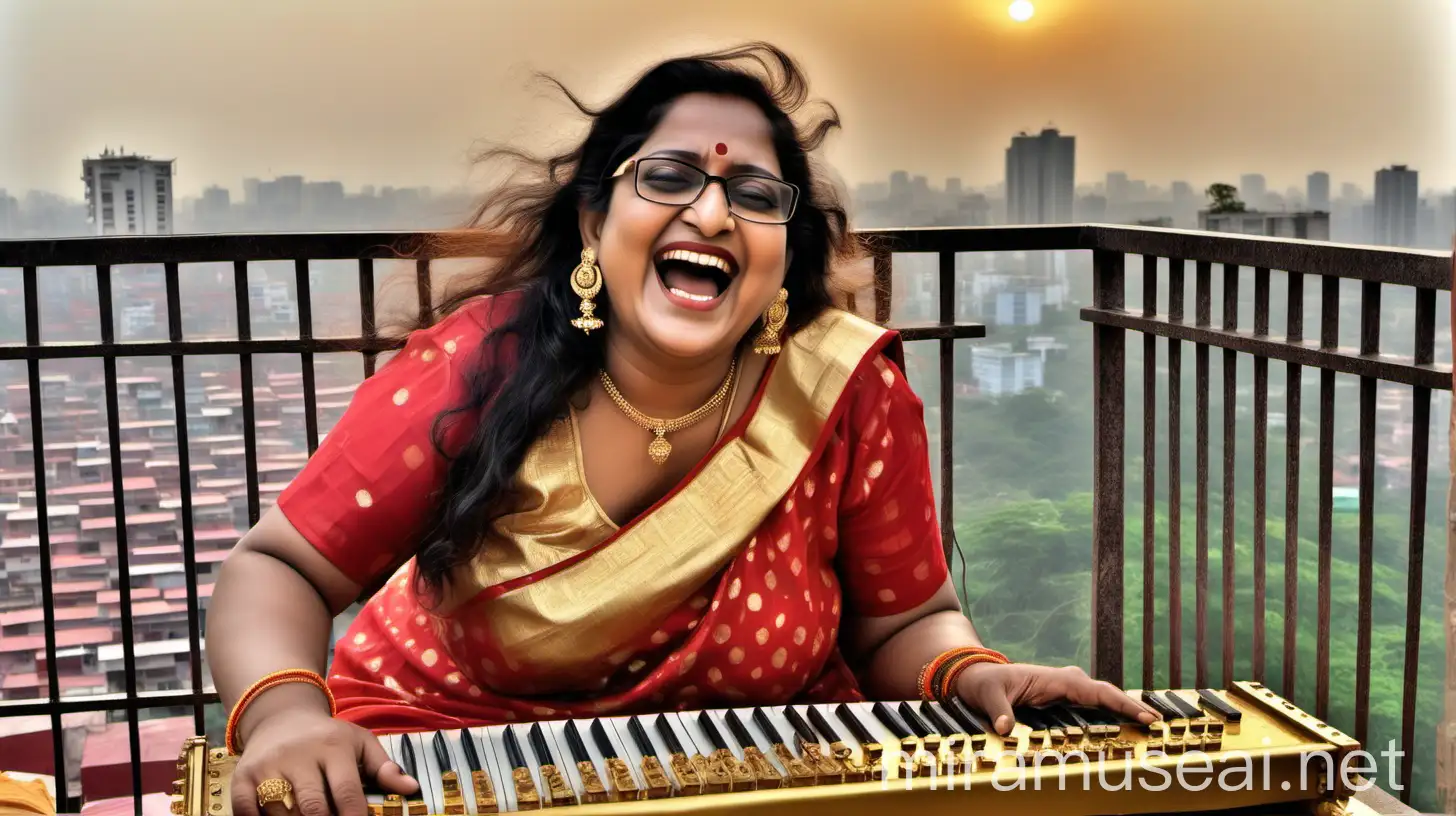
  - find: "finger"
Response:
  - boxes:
[969,682,1017,735]
[361,732,419,795]
[290,765,331,816]
[325,752,369,816]
[230,768,262,816]
[1068,679,1159,724]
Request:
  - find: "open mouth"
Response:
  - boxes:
[653,246,737,305]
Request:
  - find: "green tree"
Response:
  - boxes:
[1206,183,1247,214]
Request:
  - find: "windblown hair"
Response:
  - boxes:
[409,42,866,596]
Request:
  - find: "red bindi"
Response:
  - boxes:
[714,142,727,155]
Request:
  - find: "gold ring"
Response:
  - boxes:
[256,777,293,809]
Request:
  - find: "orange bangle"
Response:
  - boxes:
[918,646,1009,701]
[938,651,1009,700]
[225,669,336,755]
[917,647,983,700]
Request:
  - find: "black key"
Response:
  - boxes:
[564,721,593,765]
[1072,705,1115,727]
[459,728,485,773]
[897,702,936,739]
[503,726,529,770]
[697,712,730,752]
[870,702,913,740]
[783,706,819,746]
[1141,691,1181,721]
[836,704,878,745]
[1163,691,1203,720]
[1015,706,1049,732]
[627,717,657,757]
[432,732,454,773]
[591,719,621,759]
[1197,689,1243,723]
[944,697,989,736]
[919,702,961,736]
[807,707,847,744]
[752,708,790,746]
[724,711,758,750]
[1043,705,1085,732]
[529,723,557,767]
[398,732,420,779]
[654,714,688,755]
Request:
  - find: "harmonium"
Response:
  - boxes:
[172,681,1372,816]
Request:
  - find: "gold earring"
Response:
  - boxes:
[570,247,604,334]
[753,288,788,355]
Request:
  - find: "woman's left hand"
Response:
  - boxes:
[955,662,1161,736]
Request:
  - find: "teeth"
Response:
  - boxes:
[657,248,732,275]
[668,287,717,303]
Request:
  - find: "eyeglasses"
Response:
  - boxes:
[610,156,800,224]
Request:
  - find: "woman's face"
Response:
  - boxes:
[584,92,791,363]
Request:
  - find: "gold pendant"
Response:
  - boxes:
[647,429,672,465]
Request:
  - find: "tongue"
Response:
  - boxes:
[662,268,720,298]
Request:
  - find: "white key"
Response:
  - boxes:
[808,703,868,768]
[403,732,442,815]
[526,722,577,806]
[472,725,514,813]
[664,712,712,757]
[850,701,916,776]
[729,709,793,777]
[480,725,520,812]
[627,714,693,793]
[600,717,651,790]
[438,730,479,815]
[541,720,590,801]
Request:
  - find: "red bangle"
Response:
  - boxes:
[225,669,336,755]
[938,652,1009,700]
[918,646,1009,701]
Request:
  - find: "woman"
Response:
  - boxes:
[209,43,1157,816]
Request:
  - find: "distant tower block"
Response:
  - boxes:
[82,147,175,235]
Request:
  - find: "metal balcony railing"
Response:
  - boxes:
[0,225,1448,812]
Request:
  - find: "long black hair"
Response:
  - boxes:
[410,43,866,597]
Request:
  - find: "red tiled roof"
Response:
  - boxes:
[1,671,107,690]
[82,716,196,767]
[130,600,188,617]
[163,584,214,600]
[0,626,114,654]
[0,605,99,626]
[97,588,161,604]
[49,477,158,496]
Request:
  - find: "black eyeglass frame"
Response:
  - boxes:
[609,156,801,225]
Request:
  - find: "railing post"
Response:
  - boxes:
[1091,249,1126,686]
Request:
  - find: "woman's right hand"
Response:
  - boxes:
[231,709,418,816]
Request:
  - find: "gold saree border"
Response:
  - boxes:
[472,308,894,683]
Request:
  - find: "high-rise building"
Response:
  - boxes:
[81,148,174,235]
[1005,128,1075,225]
[1307,172,1331,211]
[1374,165,1418,246]
[1105,172,1130,204]
[0,190,18,238]
[1240,174,1267,208]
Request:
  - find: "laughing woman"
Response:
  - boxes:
[208,43,1158,816]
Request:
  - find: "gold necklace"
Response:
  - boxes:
[600,356,738,465]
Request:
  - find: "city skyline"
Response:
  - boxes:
[2,0,1453,200]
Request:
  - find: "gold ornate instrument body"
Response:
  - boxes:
[172,683,1369,816]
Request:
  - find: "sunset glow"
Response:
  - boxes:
[1009,0,1034,22]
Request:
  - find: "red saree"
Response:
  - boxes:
[277,294,949,733]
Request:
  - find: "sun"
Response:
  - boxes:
[1009,0,1034,22]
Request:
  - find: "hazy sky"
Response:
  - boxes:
[3,0,1453,202]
